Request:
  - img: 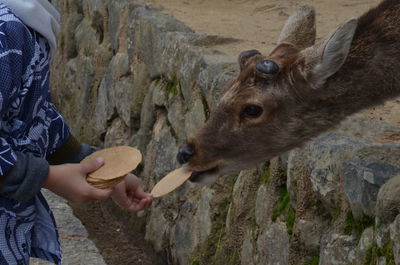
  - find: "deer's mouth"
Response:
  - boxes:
[189,167,219,184]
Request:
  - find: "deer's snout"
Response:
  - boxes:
[177,146,195,164]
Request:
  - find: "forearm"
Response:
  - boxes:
[47,134,97,165]
[1,152,49,202]
[1,135,97,202]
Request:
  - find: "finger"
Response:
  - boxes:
[144,197,153,208]
[127,199,147,212]
[134,187,151,200]
[88,186,112,201]
[81,157,105,174]
[113,186,133,209]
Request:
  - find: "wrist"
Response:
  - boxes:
[44,165,61,190]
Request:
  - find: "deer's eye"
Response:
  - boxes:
[241,105,263,119]
[256,60,279,75]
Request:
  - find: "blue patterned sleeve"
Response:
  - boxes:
[0,18,35,176]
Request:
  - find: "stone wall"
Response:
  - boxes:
[50,1,400,264]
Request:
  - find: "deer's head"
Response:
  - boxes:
[178,6,358,184]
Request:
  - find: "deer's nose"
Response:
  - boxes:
[177,146,195,164]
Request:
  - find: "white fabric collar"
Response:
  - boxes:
[1,0,60,55]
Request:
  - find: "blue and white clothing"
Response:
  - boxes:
[0,3,70,264]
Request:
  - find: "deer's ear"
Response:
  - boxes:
[277,5,316,49]
[306,19,358,88]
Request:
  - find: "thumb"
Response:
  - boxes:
[81,157,105,174]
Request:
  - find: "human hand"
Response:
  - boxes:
[111,173,153,212]
[44,158,112,203]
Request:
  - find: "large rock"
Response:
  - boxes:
[197,54,238,110]
[145,204,170,252]
[296,218,326,254]
[390,214,400,265]
[184,98,206,138]
[376,175,400,224]
[343,146,400,219]
[354,227,374,265]
[255,184,273,228]
[131,81,156,153]
[170,201,199,265]
[319,231,358,265]
[62,12,83,58]
[240,228,256,265]
[288,117,400,219]
[256,223,289,265]
[128,7,193,79]
[194,187,213,244]
[143,115,180,180]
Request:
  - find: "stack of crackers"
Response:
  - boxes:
[82,146,142,189]
[84,145,194,197]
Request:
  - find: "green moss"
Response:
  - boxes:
[306,257,319,265]
[332,207,342,224]
[364,241,395,265]
[197,196,232,264]
[262,165,270,183]
[343,212,374,238]
[286,206,296,235]
[272,186,296,236]
[343,211,355,235]
[228,251,239,264]
[191,258,200,265]
[272,188,290,221]
[165,75,180,100]
[59,34,65,53]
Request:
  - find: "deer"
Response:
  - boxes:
[176,0,400,184]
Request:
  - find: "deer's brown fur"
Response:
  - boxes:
[185,0,400,184]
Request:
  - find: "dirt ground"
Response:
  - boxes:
[148,0,400,126]
[71,200,162,265]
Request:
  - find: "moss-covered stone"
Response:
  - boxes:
[343,212,374,238]
[272,186,296,236]
[305,257,319,265]
[165,75,180,100]
[364,241,395,265]
[261,162,270,183]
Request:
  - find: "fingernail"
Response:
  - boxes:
[95,157,105,164]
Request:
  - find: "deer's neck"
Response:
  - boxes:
[323,0,400,117]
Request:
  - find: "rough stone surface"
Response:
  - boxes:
[194,187,213,244]
[343,146,400,219]
[255,184,272,228]
[319,231,357,265]
[184,98,206,138]
[240,228,256,265]
[296,218,326,253]
[170,201,198,265]
[377,174,400,225]
[256,223,289,265]
[390,214,400,265]
[145,204,170,252]
[355,227,374,264]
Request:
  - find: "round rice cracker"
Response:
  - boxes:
[151,167,192,198]
[82,146,142,181]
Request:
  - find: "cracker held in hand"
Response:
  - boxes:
[82,146,142,189]
[151,167,192,198]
